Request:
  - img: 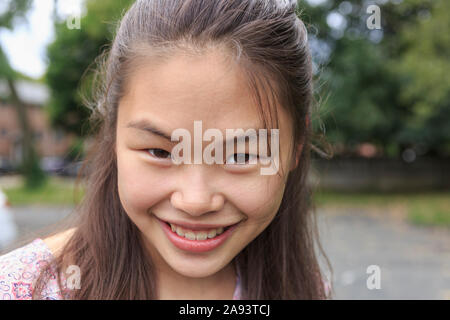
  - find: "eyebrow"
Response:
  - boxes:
[125,119,272,144]
[126,119,173,141]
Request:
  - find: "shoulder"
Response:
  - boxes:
[0,238,54,299]
[42,228,76,256]
[0,228,76,300]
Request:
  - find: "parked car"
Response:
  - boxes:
[0,187,18,250]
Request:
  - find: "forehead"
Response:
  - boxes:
[118,48,269,131]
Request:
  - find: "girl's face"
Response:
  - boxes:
[116,48,297,279]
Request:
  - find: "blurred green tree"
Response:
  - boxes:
[0,0,46,188]
[299,0,448,158]
[394,0,450,157]
[45,0,134,141]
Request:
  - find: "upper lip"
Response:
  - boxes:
[157,217,240,231]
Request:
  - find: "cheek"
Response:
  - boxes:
[223,174,285,224]
[220,175,285,249]
[230,137,291,225]
[116,149,170,214]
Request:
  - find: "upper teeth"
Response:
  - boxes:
[170,223,225,240]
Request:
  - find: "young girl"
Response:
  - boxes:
[0,0,331,300]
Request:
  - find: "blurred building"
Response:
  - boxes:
[0,80,74,171]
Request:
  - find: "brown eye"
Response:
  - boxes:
[226,153,257,164]
[148,148,171,159]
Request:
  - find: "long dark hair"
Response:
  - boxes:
[33,0,332,299]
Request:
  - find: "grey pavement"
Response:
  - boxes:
[8,205,74,238]
[2,205,449,299]
[317,208,450,299]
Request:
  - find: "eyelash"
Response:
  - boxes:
[147,148,171,160]
[225,153,259,165]
[145,148,258,165]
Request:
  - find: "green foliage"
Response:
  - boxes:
[0,0,32,29]
[300,0,449,158]
[0,45,14,79]
[394,0,450,156]
[317,38,409,152]
[45,0,134,136]
[45,22,98,136]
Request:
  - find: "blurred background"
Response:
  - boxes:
[0,0,448,299]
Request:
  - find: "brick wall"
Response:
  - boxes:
[0,101,74,166]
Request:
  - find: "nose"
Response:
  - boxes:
[170,167,224,216]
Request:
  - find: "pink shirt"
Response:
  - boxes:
[0,238,242,300]
[0,239,69,299]
[0,239,330,300]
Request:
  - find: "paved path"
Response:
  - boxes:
[317,208,450,299]
[2,205,449,299]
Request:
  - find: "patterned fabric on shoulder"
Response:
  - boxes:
[0,238,68,300]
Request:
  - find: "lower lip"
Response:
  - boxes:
[157,219,239,253]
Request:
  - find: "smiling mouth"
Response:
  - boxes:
[162,220,236,241]
[156,217,241,253]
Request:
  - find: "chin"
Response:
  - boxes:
[169,259,224,278]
